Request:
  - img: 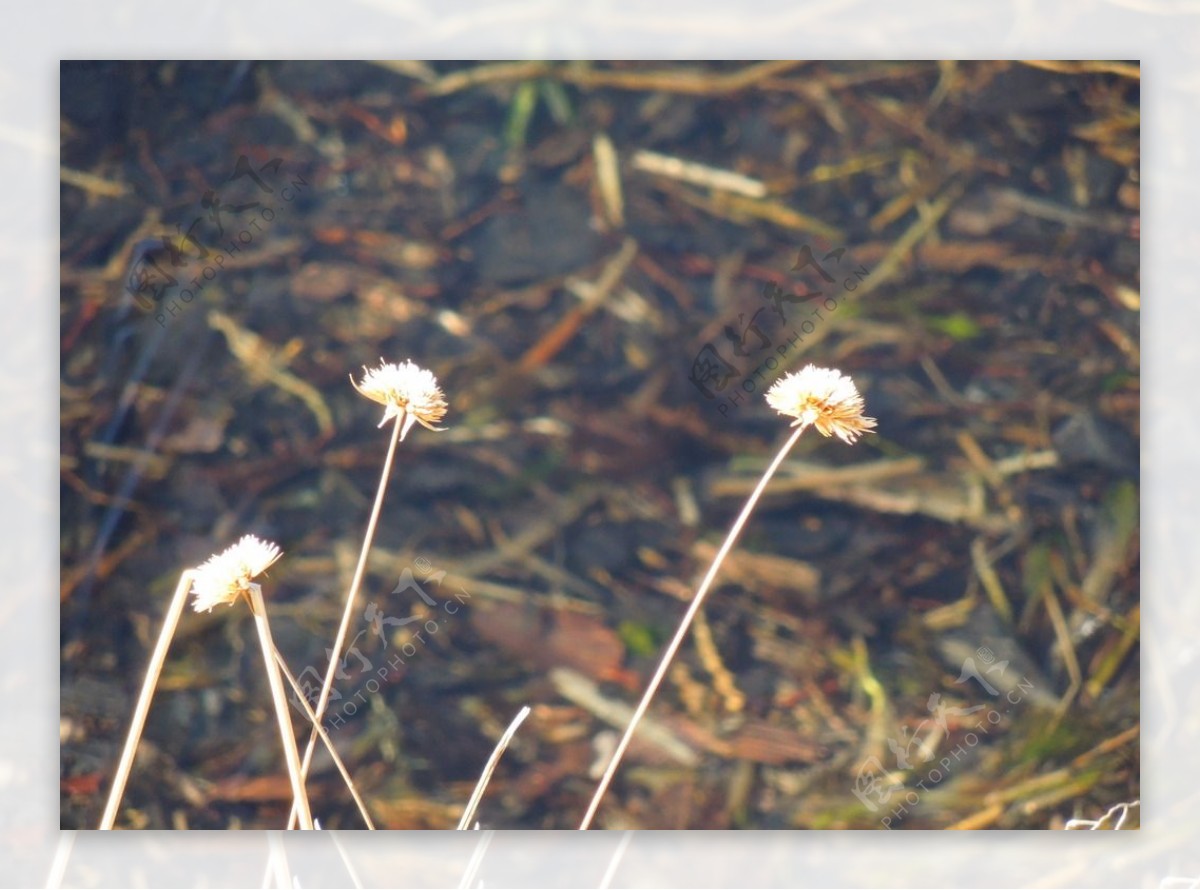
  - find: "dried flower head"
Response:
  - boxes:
[351,359,448,439]
[765,364,877,444]
[190,534,283,612]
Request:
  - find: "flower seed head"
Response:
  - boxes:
[765,364,877,444]
[351,358,448,439]
[190,534,283,612]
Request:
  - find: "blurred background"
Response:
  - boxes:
[60,60,1139,829]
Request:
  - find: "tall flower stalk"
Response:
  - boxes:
[287,359,447,828]
[579,365,876,829]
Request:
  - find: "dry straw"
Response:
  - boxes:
[580,364,876,829]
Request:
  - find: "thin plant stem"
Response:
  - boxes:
[248,584,314,830]
[579,422,808,830]
[99,569,194,829]
[272,647,376,829]
[288,414,404,828]
[456,705,532,830]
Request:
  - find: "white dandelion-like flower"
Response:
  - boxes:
[765,364,877,444]
[351,358,448,439]
[190,534,283,612]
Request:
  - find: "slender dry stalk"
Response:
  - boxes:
[579,365,875,829]
[289,357,448,828]
[272,648,376,829]
[99,569,194,829]
[288,413,402,829]
[456,705,532,830]
[578,423,806,829]
[248,585,314,830]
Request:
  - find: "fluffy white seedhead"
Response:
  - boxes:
[765,364,877,444]
[190,534,283,612]
[351,358,448,439]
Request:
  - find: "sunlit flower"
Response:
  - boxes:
[351,358,448,439]
[765,364,877,444]
[190,534,283,612]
